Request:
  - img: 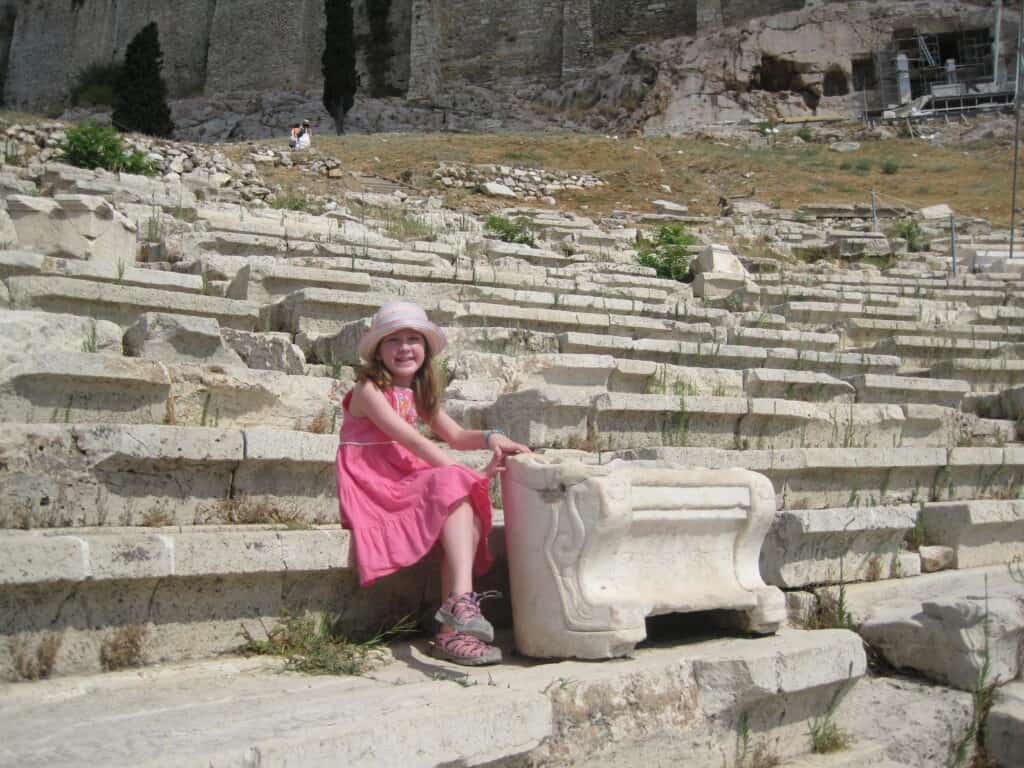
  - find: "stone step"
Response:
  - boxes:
[827,565,1024,691]
[729,326,840,352]
[5,275,262,331]
[928,358,1024,394]
[743,369,856,402]
[0,250,207,295]
[0,628,866,767]
[846,374,969,407]
[558,332,901,377]
[760,504,919,588]
[783,301,920,325]
[611,446,1024,511]
[0,423,493,529]
[845,317,1024,346]
[779,743,903,768]
[986,681,1024,768]
[484,389,990,452]
[871,335,1010,365]
[917,499,1024,569]
[0,521,504,678]
[764,286,909,309]
[0,350,344,430]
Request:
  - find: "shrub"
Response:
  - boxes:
[69,62,123,108]
[485,215,536,247]
[893,219,926,252]
[636,224,697,281]
[60,121,157,175]
[797,126,813,142]
[113,22,174,137]
[881,159,899,175]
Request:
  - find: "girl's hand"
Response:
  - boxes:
[482,452,507,478]
[488,433,531,462]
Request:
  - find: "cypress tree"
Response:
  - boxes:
[112,22,174,138]
[322,0,358,134]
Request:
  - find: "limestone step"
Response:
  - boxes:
[779,743,903,768]
[783,301,920,325]
[760,504,918,588]
[820,564,1023,691]
[484,389,988,452]
[5,275,262,331]
[0,250,207,295]
[0,349,344,430]
[871,335,1011,366]
[846,374,969,407]
[845,317,1024,346]
[765,286,909,309]
[986,681,1024,768]
[612,446,1024,511]
[0,628,866,767]
[0,423,492,529]
[928,358,1024,394]
[917,499,1024,569]
[0,521,504,678]
[729,325,840,352]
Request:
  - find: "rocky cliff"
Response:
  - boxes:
[0,0,1011,139]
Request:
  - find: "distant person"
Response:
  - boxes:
[336,302,530,665]
[288,123,301,149]
[296,119,312,150]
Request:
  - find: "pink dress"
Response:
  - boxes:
[335,385,494,586]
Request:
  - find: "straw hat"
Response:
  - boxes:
[357,301,447,363]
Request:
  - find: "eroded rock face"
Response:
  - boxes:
[6,1,1010,137]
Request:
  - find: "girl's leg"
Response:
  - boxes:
[440,498,480,597]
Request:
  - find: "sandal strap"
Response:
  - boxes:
[436,631,491,659]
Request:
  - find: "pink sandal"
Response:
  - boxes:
[431,630,502,666]
[434,591,498,642]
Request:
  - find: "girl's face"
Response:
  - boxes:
[377,329,427,385]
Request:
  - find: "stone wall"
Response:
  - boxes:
[590,0,699,58]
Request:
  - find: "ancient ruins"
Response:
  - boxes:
[0,111,1020,767]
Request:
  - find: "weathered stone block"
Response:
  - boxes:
[919,500,1024,569]
[502,454,785,658]
[7,194,137,267]
[124,312,243,366]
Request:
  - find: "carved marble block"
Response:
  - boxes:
[501,454,786,659]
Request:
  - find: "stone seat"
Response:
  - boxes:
[0,423,494,529]
[760,504,919,588]
[845,317,1024,346]
[846,373,970,407]
[0,350,344,430]
[986,681,1024,768]
[5,275,261,331]
[727,326,839,352]
[918,499,1024,569]
[613,446,1024,511]
[763,285,907,308]
[558,332,901,376]
[501,454,786,658]
[928,358,1024,393]
[871,335,1009,365]
[0,251,206,295]
[783,301,920,325]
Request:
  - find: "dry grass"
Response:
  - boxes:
[12,633,62,680]
[195,496,312,529]
[302,406,337,435]
[100,625,147,671]
[141,508,174,527]
[234,131,1016,225]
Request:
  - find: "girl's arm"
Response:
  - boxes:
[429,410,531,457]
[349,381,458,468]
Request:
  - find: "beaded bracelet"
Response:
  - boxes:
[483,428,507,448]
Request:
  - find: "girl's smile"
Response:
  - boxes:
[377,330,427,385]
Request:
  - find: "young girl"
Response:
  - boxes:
[336,301,530,666]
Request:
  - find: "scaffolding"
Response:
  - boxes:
[867,23,1016,118]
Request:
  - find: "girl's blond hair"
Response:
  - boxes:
[357,338,441,419]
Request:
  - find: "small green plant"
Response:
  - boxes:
[81,319,98,353]
[60,121,157,175]
[485,215,536,247]
[948,577,996,768]
[906,513,927,551]
[893,219,926,253]
[636,224,697,282]
[383,209,437,242]
[797,126,813,142]
[881,159,900,175]
[99,624,147,671]
[736,712,782,768]
[808,687,851,754]
[240,612,415,675]
[854,158,872,174]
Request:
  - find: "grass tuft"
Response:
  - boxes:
[196,496,312,529]
[13,633,62,680]
[100,625,147,671]
[240,612,416,676]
